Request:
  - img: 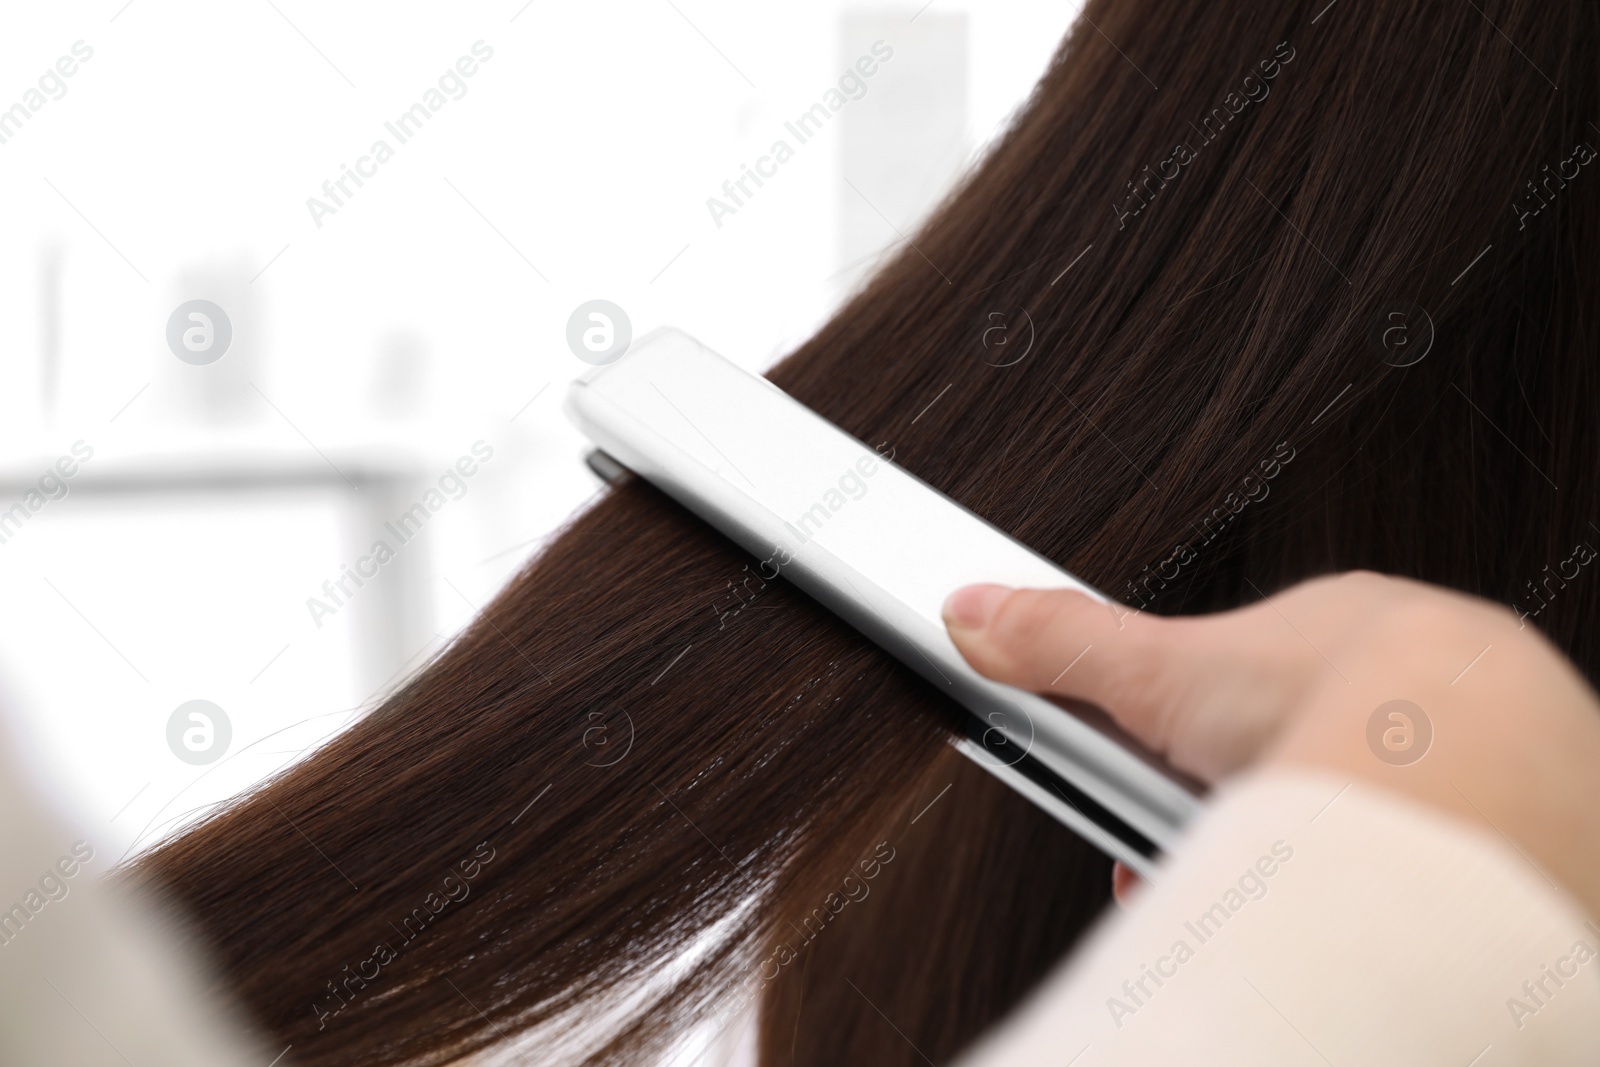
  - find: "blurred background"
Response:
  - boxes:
[0,0,1085,865]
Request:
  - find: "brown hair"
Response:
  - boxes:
[133,1,1600,1063]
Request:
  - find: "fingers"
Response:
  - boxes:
[941,584,1317,780]
[1111,861,1141,908]
[941,584,1185,748]
[941,585,1155,692]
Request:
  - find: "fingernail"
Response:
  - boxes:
[942,584,1012,630]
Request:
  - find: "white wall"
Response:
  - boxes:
[0,0,1085,862]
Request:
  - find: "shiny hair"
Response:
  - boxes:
[133,1,1599,1063]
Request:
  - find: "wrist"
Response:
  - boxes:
[1264,613,1600,919]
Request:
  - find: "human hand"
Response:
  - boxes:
[943,572,1600,915]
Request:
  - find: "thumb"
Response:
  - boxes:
[941,584,1184,750]
[941,584,1296,781]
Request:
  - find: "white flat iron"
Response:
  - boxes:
[564,327,1201,877]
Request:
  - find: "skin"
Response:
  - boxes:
[942,571,1600,918]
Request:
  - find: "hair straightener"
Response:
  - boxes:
[564,327,1202,877]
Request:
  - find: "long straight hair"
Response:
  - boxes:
[133,1,1599,1063]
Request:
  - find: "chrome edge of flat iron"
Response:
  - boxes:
[565,327,1202,878]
